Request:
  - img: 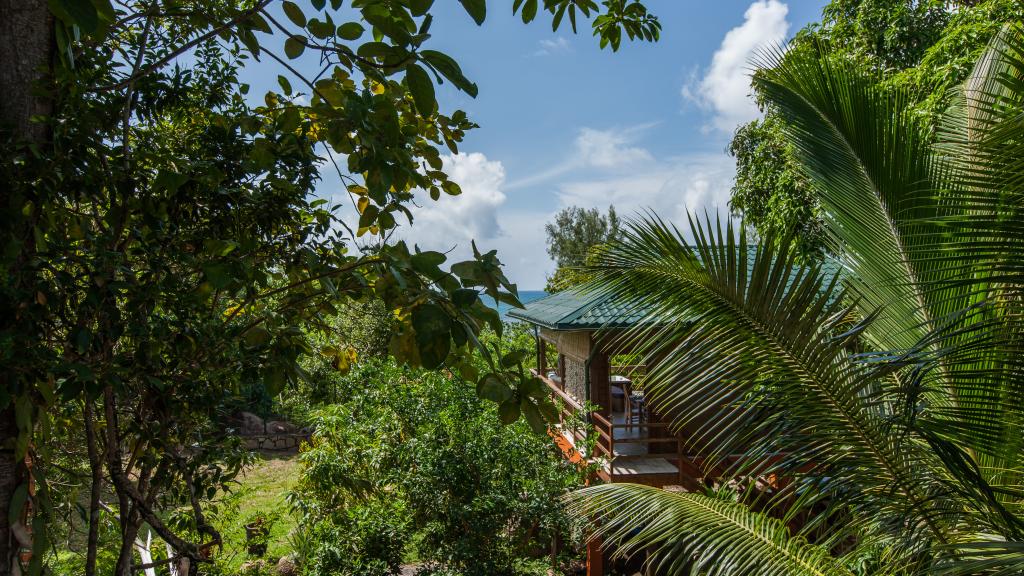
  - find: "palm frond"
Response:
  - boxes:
[568,483,853,576]
[750,41,968,383]
[585,214,957,547]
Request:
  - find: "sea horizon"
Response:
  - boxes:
[493,289,547,321]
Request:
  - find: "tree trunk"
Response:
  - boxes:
[0,0,52,143]
[83,401,103,576]
[0,2,52,574]
[0,413,18,576]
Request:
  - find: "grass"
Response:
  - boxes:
[211,451,302,571]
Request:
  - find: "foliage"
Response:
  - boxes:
[291,358,588,576]
[571,25,1024,575]
[299,497,410,576]
[544,205,620,292]
[729,0,1024,255]
[727,114,824,258]
[0,1,659,573]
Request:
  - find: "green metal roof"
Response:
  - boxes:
[506,289,649,330]
[507,248,845,331]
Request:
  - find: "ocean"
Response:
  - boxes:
[493,290,548,321]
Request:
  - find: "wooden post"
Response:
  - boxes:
[536,329,547,374]
[587,536,604,576]
[589,352,610,417]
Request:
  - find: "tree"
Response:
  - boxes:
[729,0,1024,255]
[544,205,620,292]
[727,114,824,258]
[0,1,660,574]
[570,25,1024,575]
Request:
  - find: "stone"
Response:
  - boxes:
[265,420,298,434]
[239,412,264,436]
[276,556,298,576]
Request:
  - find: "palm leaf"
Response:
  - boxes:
[568,483,854,576]
[585,214,958,548]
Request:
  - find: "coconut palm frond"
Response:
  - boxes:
[937,23,1024,286]
[936,540,1024,576]
[586,215,956,546]
[567,483,854,576]
[750,41,964,364]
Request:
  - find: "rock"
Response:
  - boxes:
[276,556,298,576]
[240,559,268,575]
[265,420,298,434]
[239,412,265,436]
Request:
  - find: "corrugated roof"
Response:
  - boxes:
[506,289,649,330]
[508,247,844,331]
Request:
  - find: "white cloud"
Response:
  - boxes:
[556,153,736,232]
[534,36,571,56]
[506,125,655,190]
[395,152,557,289]
[574,127,654,169]
[683,0,790,132]
[401,152,507,253]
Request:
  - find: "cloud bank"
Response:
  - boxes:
[682,0,790,132]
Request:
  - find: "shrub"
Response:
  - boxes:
[300,497,410,576]
[291,358,587,575]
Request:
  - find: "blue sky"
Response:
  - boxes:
[242,1,827,289]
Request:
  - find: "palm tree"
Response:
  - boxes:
[568,24,1024,575]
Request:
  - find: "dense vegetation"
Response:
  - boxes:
[0,1,659,574]
[573,20,1024,576]
[290,355,589,576]
[544,205,620,292]
[729,0,1024,257]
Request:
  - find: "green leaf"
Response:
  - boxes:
[337,22,365,40]
[8,483,28,526]
[311,0,326,10]
[420,50,478,97]
[477,373,513,403]
[521,400,546,433]
[153,170,189,193]
[498,399,521,424]
[406,63,436,116]
[307,18,335,40]
[282,1,306,27]
[279,107,301,133]
[277,75,292,95]
[263,367,286,397]
[50,0,99,33]
[501,350,528,368]
[458,0,486,25]
[244,327,272,348]
[202,263,233,289]
[452,288,479,307]
[412,303,452,369]
[285,36,305,59]
[521,0,537,23]
[411,250,446,274]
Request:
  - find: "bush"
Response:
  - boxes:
[290,358,587,576]
[300,497,410,576]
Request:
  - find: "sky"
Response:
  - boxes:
[241,0,828,290]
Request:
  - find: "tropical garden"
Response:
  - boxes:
[571,5,1024,576]
[3,0,1024,575]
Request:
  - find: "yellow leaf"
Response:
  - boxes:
[357,197,369,214]
[370,81,385,95]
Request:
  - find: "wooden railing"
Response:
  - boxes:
[532,368,685,484]
[590,412,685,484]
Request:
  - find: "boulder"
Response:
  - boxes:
[238,412,264,436]
[265,420,298,434]
[276,556,299,576]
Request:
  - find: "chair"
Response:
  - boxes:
[627,389,647,431]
